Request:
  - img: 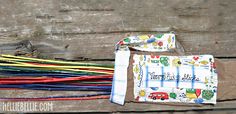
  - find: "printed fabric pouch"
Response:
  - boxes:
[110,33,235,106]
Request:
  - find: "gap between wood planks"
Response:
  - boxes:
[44,29,236,35]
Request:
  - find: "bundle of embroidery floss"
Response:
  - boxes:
[0,54,114,101]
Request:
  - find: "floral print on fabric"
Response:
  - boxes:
[117,33,175,52]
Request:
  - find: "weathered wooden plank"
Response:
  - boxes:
[1,0,236,58]
[0,0,236,36]
[1,32,235,59]
[1,94,236,113]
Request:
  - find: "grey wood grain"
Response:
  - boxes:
[0,0,236,113]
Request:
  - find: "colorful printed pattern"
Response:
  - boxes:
[133,54,217,104]
[111,33,176,105]
[117,33,175,52]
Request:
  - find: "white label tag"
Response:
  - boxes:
[110,50,130,105]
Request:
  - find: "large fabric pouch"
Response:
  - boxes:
[110,33,235,105]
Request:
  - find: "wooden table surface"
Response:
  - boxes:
[0,0,236,113]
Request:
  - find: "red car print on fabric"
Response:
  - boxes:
[148,92,169,100]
